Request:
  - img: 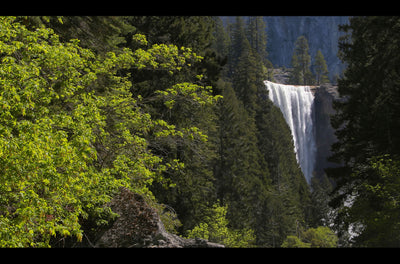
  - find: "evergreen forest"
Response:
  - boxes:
[0,16,399,248]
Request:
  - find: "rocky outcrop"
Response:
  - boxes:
[95,187,224,248]
[313,83,341,180]
[271,68,291,84]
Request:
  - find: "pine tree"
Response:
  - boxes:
[314,49,329,85]
[246,17,268,64]
[232,41,261,115]
[289,52,302,84]
[226,17,248,78]
[289,35,315,85]
[246,17,274,81]
[215,17,313,246]
[21,16,135,54]
[212,17,229,59]
[328,16,400,246]
[309,175,334,227]
[260,104,311,246]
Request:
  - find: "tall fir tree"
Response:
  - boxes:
[289,52,302,85]
[215,81,269,232]
[246,17,268,64]
[289,35,315,85]
[226,17,248,79]
[328,16,400,246]
[314,49,329,85]
[212,17,230,59]
[232,39,262,115]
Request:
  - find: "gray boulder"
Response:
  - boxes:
[95,187,224,248]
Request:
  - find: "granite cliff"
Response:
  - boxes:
[264,16,349,82]
[313,83,341,180]
[221,16,349,82]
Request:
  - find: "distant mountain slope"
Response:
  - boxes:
[221,16,349,82]
[265,16,349,81]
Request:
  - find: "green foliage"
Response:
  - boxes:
[215,81,269,236]
[214,17,312,247]
[186,203,255,247]
[335,155,400,246]
[281,236,311,248]
[302,226,338,247]
[124,17,223,234]
[0,15,319,247]
[0,16,220,247]
[310,175,334,227]
[314,49,329,85]
[0,17,117,246]
[281,226,338,248]
[254,101,311,246]
[289,35,315,85]
[328,16,400,246]
[21,16,136,54]
[289,52,302,85]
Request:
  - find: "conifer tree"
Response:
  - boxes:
[232,41,261,115]
[226,17,248,78]
[216,17,312,246]
[20,16,135,54]
[314,49,329,85]
[212,17,229,59]
[289,35,315,85]
[0,15,323,248]
[289,52,302,84]
[246,17,268,64]
[328,16,400,246]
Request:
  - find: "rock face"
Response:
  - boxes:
[221,16,349,81]
[271,68,291,84]
[264,16,349,82]
[95,187,224,248]
[313,83,341,180]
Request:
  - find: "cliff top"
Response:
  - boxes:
[269,68,336,95]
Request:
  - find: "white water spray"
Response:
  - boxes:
[264,80,316,184]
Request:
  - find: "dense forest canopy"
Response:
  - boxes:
[327,16,400,247]
[1,15,399,248]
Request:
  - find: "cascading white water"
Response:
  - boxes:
[264,80,316,184]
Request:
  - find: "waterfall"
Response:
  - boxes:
[264,80,316,184]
